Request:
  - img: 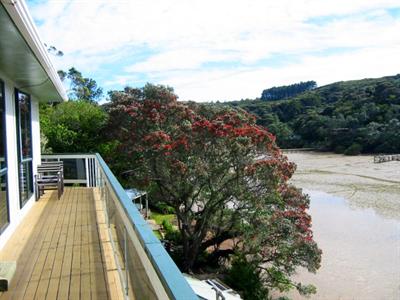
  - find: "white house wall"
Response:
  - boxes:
[0,70,40,249]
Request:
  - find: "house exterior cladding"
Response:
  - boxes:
[0,0,67,248]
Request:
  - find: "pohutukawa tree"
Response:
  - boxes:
[112,84,321,295]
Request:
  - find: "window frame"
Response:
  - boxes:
[0,79,10,233]
[15,88,34,208]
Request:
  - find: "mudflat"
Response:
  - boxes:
[287,152,400,220]
[283,152,400,300]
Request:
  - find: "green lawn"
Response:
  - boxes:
[150,211,175,225]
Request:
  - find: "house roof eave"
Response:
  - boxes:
[0,0,67,102]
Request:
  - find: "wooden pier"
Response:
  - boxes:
[373,154,400,163]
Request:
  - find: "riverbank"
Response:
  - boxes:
[284,152,400,300]
[287,152,400,220]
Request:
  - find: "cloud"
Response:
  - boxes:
[156,46,400,101]
[28,0,400,101]
[125,48,241,73]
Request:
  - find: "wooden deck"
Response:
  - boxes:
[0,187,124,300]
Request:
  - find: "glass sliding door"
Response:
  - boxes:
[0,80,9,232]
[15,89,33,208]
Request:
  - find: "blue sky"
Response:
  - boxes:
[27,0,400,102]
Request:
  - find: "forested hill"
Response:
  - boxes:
[226,74,400,154]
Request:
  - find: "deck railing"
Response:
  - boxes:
[41,153,198,300]
[42,154,98,186]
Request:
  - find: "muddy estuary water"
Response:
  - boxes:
[286,153,400,300]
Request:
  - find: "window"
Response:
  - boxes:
[15,89,33,207]
[0,80,9,232]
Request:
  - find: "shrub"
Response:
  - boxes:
[225,255,269,300]
[156,202,175,214]
[162,219,181,244]
[344,143,363,155]
[162,219,174,232]
[334,145,346,154]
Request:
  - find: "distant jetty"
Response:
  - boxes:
[373,154,400,163]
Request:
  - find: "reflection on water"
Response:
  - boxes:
[291,190,400,300]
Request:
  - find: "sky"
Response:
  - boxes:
[27,0,400,102]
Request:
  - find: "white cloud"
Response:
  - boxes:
[158,46,400,101]
[28,0,400,101]
[125,48,240,73]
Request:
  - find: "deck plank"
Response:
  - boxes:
[57,188,78,300]
[80,189,91,300]
[45,188,73,300]
[69,188,83,300]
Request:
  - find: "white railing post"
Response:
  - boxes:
[85,158,90,187]
[124,227,129,297]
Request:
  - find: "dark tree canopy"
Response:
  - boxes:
[261,81,317,101]
[227,75,400,154]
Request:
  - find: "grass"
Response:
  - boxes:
[150,211,175,225]
[150,211,177,240]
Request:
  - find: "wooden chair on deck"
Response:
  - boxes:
[35,161,64,200]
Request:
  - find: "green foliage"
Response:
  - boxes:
[151,212,175,225]
[154,202,175,214]
[62,67,103,102]
[162,219,174,232]
[96,140,120,159]
[40,100,107,153]
[296,283,317,296]
[261,81,317,101]
[226,74,400,153]
[226,256,269,300]
[344,143,363,155]
[334,145,346,154]
[226,254,318,299]
[162,219,182,243]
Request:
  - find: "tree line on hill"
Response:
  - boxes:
[261,80,317,101]
[228,75,400,154]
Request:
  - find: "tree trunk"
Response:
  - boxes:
[181,229,207,272]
